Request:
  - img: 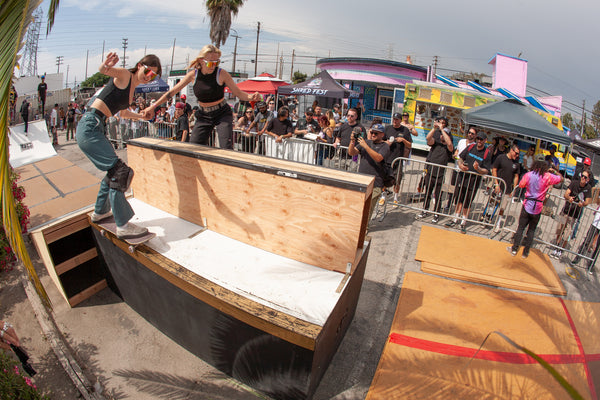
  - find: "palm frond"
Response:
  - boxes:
[206,0,244,48]
[1,0,55,308]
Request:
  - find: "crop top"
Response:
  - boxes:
[96,76,132,115]
[193,68,225,103]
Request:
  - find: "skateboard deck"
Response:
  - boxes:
[95,215,156,253]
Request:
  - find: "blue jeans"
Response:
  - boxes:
[76,112,134,227]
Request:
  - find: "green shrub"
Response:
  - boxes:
[0,350,48,399]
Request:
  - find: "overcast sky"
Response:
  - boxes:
[28,0,599,118]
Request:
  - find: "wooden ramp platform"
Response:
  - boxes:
[16,155,100,230]
[367,272,598,399]
[415,225,566,296]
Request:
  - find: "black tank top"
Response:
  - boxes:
[96,76,132,115]
[193,68,225,103]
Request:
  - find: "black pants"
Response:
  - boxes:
[423,166,444,213]
[21,114,28,132]
[191,104,234,149]
[512,207,541,252]
[574,225,600,267]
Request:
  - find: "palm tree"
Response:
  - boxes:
[1,0,60,307]
[206,0,244,48]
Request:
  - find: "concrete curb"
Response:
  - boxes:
[20,263,105,400]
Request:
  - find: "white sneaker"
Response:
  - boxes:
[91,210,113,222]
[116,222,148,239]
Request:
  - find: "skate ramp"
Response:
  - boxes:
[366,272,597,399]
[16,156,100,229]
[9,121,57,168]
[415,225,566,295]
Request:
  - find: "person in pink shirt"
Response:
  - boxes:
[508,155,563,258]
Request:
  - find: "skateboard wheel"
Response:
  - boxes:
[128,245,135,254]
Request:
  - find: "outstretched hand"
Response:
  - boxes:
[249,92,262,102]
[103,52,119,69]
[140,108,155,120]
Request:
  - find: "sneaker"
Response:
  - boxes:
[549,249,557,259]
[507,246,517,256]
[378,196,385,206]
[416,211,428,219]
[91,210,113,222]
[116,222,148,239]
[431,214,440,224]
[392,199,400,209]
[556,250,563,259]
[445,219,458,228]
[522,250,529,259]
[460,223,467,234]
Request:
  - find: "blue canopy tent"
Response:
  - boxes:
[135,78,169,94]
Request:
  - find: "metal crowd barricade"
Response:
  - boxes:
[502,189,600,273]
[389,157,509,231]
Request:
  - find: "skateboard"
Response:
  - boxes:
[95,216,156,253]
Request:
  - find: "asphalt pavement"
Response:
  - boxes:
[1,130,599,399]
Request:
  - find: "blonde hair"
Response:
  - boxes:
[189,44,222,69]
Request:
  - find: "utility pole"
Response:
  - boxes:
[122,38,128,68]
[56,55,63,73]
[582,100,587,136]
[231,29,240,73]
[102,40,105,61]
[279,57,284,80]
[432,55,438,77]
[85,50,89,80]
[290,49,295,82]
[66,65,69,88]
[274,43,279,76]
[170,38,176,74]
[255,22,260,76]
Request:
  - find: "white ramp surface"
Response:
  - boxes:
[9,121,57,167]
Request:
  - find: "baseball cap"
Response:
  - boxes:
[535,154,546,162]
[180,94,186,100]
[175,102,185,109]
[584,157,592,165]
[371,123,385,133]
[305,107,314,115]
[392,112,402,119]
[257,101,266,108]
[476,131,487,140]
[437,116,448,125]
[333,104,340,108]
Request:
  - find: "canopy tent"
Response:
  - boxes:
[225,73,289,95]
[462,99,571,146]
[277,70,360,99]
[135,78,169,94]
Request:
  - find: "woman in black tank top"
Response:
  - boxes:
[146,44,261,149]
[76,52,162,238]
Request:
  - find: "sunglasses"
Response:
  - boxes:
[142,65,158,81]
[203,59,220,68]
[582,175,590,180]
[476,138,486,141]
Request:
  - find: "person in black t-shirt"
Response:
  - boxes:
[175,102,190,141]
[417,117,453,223]
[349,123,390,220]
[490,143,521,230]
[446,130,491,231]
[552,171,593,259]
[385,113,412,205]
[20,99,30,133]
[295,107,320,139]
[265,107,293,142]
[37,76,48,115]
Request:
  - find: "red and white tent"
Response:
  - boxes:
[226,73,289,95]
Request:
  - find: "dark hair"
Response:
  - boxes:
[370,117,383,127]
[531,160,549,176]
[318,115,329,126]
[128,54,162,77]
[278,106,289,117]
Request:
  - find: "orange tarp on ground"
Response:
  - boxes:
[367,272,597,399]
[415,225,566,295]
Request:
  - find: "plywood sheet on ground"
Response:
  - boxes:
[415,225,566,295]
[367,272,595,399]
[16,156,100,229]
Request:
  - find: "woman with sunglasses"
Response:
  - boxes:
[145,44,261,149]
[77,52,161,239]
